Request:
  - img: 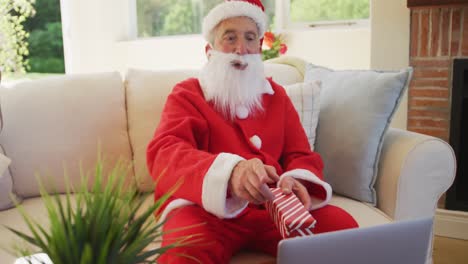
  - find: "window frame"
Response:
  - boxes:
[275,0,370,31]
[129,0,370,40]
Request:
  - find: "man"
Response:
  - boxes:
[147,0,358,263]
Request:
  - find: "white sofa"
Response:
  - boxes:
[0,58,456,263]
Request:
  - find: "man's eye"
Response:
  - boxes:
[246,35,256,41]
[225,35,236,42]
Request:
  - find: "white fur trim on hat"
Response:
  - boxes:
[202,1,267,42]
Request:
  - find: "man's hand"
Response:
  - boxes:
[229,158,280,204]
[279,176,311,210]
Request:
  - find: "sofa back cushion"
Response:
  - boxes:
[265,63,303,84]
[125,69,199,191]
[126,63,304,192]
[0,73,134,197]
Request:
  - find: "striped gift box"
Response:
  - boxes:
[265,187,316,238]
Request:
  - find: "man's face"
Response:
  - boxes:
[213,16,261,56]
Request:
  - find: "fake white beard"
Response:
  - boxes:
[199,50,266,120]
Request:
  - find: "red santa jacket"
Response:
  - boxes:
[147,77,332,219]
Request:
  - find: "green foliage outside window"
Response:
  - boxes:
[135,0,367,38]
[0,0,64,75]
[160,0,197,35]
[0,0,35,74]
[136,0,276,38]
[137,0,219,37]
[290,0,369,22]
[24,0,64,73]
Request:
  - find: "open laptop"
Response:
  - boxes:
[277,217,433,264]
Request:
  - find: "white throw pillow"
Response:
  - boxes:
[305,64,412,204]
[283,81,321,150]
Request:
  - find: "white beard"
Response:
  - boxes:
[199,50,266,121]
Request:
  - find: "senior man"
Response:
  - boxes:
[147,1,358,263]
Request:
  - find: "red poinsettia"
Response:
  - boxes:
[262,31,288,61]
[263,31,275,48]
[279,43,288,55]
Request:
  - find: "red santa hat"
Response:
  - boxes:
[202,0,267,43]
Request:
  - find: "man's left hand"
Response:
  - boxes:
[278,176,311,210]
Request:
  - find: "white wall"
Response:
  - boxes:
[60,0,130,73]
[60,0,409,127]
[284,27,371,70]
[114,36,207,72]
[370,0,410,129]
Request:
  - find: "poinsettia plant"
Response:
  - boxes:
[261,31,288,61]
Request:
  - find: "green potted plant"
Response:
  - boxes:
[5,159,201,263]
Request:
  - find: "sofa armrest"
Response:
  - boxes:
[375,128,456,220]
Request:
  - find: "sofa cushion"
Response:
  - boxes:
[264,63,303,85]
[304,65,412,204]
[0,73,134,197]
[126,69,200,192]
[284,81,321,150]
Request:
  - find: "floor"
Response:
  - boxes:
[433,235,468,264]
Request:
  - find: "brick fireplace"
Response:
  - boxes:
[407,0,468,210]
[408,1,468,141]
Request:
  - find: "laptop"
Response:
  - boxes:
[277,217,433,264]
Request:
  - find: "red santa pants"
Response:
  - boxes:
[157,204,358,264]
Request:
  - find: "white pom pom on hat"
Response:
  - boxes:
[202,0,267,42]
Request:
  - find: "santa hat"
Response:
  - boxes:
[202,0,267,43]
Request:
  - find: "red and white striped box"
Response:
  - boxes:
[265,187,316,238]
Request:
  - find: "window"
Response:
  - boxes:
[135,0,276,38]
[134,0,369,38]
[289,0,369,26]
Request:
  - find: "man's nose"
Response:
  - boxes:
[235,40,248,55]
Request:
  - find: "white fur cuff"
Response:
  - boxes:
[279,169,332,210]
[202,153,248,218]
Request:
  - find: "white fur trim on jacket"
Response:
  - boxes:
[202,153,248,218]
[278,169,332,210]
[263,79,274,95]
[159,198,194,224]
[202,1,267,42]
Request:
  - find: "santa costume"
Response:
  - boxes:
[147,1,358,263]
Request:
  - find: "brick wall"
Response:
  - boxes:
[408,6,468,141]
